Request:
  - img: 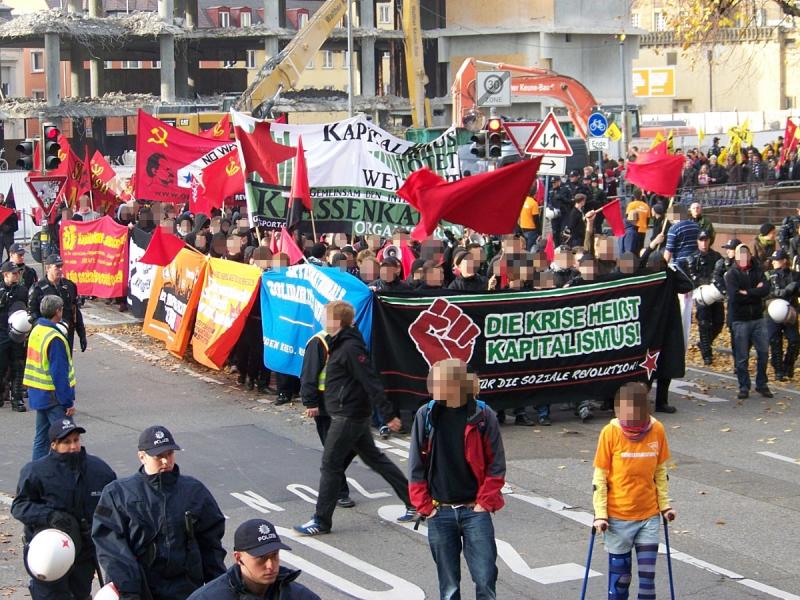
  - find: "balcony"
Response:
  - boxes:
[641,26,781,47]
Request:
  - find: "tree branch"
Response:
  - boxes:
[774,0,800,17]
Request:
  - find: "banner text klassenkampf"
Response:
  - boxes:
[237,112,462,238]
[371,271,686,412]
[260,264,373,377]
[60,216,129,298]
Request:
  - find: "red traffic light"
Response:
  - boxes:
[487,118,502,132]
[44,124,60,140]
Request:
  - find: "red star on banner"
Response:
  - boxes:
[233,121,295,184]
[640,349,661,379]
[62,539,71,549]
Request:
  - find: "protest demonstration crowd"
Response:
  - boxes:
[1,108,799,600]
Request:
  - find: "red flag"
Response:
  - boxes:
[191,149,244,215]
[278,227,305,264]
[398,157,542,241]
[648,140,669,157]
[544,234,555,263]
[377,240,415,279]
[274,114,288,124]
[135,109,227,204]
[600,198,626,236]
[269,231,279,255]
[200,114,231,140]
[534,178,545,204]
[0,204,13,224]
[57,138,91,207]
[780,118,798,167]
[89,151,123,215]
[140,225,186,266]
[291,137,312,211]
[233,119,295,184]
[625,150,684,197]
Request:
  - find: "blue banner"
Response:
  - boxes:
[261,264,373,377]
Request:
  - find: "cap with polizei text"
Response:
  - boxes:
[234,519,291,556]
[138,425,182,456]
[48,417,86,442]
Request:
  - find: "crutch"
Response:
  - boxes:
[663,516,676,600]
[580,526,596,600]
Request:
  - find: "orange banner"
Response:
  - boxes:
[142,248,207,357]
[191,258,261,369]
[60,216,129,298]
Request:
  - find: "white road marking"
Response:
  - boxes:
[757,451,800,465]
[387,437,411,448]
[378,505,600,584]
[277,526,425,600]
[664,379,728,403]
[510,492,800,600]
[96,332,224,385]
[286,484,318,504]
[346,477,391,499]
[229,490,285,513]
[373,438,409,458]
[686,366,800,397]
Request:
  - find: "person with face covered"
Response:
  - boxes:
[12,418,116,600]
[592,382,676,600]
[408,359,505,600]
[449,247,488,292]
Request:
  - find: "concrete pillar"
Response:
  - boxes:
[44,33,61,108]
[174,0,185,24]
[88,0,103,17]
[175,43,188,98]
[360,38,375,97]
[359,0,374,28]
[89,60,103,98]
[159,35,176,102]
[70,47,86,98]
[185,0,198,29]
[67,0,81,13]
[263,0,280,58]
[158,0,174,22]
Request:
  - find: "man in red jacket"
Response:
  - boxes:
[408,359,506,600]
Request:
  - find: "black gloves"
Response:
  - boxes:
[79,335,88,352]
[47,510,75,533]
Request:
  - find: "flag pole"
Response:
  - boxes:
[309,207,318,244]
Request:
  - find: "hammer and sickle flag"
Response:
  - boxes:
[135,109,228,204]
[190,148,244,216]
[200,114,231,140]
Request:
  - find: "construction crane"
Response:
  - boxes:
[235,0,350,117]
[402,0,431,128]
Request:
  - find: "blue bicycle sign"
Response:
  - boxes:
[588,113,608,137]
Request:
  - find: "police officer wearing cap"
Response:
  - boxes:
[714,238,742,359]
[187,519,320,600]
[688,231,724,365]
[12,418,116,600]
[0,260,29,412]
[766,248,800,380]
[29,254,86,353]
[92,425,226,600]
[9,243,38,290]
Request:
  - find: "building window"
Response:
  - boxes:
[151,60,161,68]
[307,54,314,68]
[298,12,309,27]
[654,11,667,31]
[240,11,251,26]
[342,50,350,68]
[322,50,333,69]
[564,33,571,42]
[31,51,44,72]
[32,90,45,100]
[122,60,141,69]
[246,50,256,69]
[666,52,677,66]
[378,3,391,24]
[219,11,230,27]
[630,13,640,28]
[104,60,113,69]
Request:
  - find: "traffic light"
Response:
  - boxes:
[42,123,61,171]
[15,139,35,170]
[487,117,503,158]
[470,131,488,159]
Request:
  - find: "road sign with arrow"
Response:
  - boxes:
[502,121,540,156]
[525,111,573,156]
[536,156,566,177]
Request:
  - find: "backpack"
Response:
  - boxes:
[423,398,489,441]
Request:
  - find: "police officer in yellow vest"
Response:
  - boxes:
[24,295,76,460]
[300,331,356,508]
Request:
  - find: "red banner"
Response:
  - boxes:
[60,216,129,298]
[89,151,124,214]
[135,109,228,203]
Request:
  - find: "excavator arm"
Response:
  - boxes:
[235,0,350,115]
[402,0,430,128]
[452,58,599,139]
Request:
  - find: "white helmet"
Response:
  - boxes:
[768,299,796,324]
[8,310,32,343]
[26,528,75,582]
[693,284,723,306]
[55,322,69,337]
[544,207,561,220]
[94,583,120,600]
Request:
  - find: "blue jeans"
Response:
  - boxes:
[732,319,769,391]
[427,505,498,600]
[522,230,539,251]
[33,404,66,460]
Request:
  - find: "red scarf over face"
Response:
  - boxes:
[619,417,653,441]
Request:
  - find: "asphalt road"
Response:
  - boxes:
[0,320,798,599]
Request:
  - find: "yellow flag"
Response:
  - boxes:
[667,129,674,153]
[606,122,622,142]
[649,132,665,150]
[698,128,705,145]
[718,147,728,164]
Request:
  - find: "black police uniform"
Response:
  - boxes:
[17,262,38,291]
[12,443,116,600]
[0,274,29,410]
[548,183,573,245]
[766,266,800,379]
[187,565,320,600]
[29,276,86,353]
[92,465,226,600]
[688,246,724,364]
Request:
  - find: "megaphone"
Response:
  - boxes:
[94,582,120,600]
[8,310,32,343]
[26,528,75,581]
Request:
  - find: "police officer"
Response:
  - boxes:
[547,177,573,245]
[688,231,724,365]
[564,168,591,199]
[714,238,741,366]
[779,206,800,253]
[12,418,116,600]
[0,261,29,411]
[9,243,38,290]
[92,425,226,600]
[187,519,320,600]
[29,255,86,353]
[766,249,800,381]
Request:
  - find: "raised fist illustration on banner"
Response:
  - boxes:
[408,298,481,366]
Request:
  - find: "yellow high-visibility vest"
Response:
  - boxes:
[23,324,76,391]
[311,332,329,391]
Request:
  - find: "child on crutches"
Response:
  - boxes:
[591,382,677,600]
